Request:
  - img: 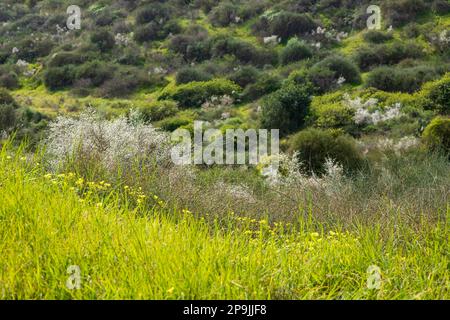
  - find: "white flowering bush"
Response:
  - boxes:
[343,94,404,125]
[46,109,171,171]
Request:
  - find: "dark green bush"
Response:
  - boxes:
[134,21,180,43]
[209,2,239,27]
[90,30,115,51]
[384,0,428,27]
[354,42,424,71]
[48,52,88,67]
[309,55,361,93]
[367,65,440,93]
[76,60,115,86]
[0,103,17,132]
[160,79,241,109]
[44,66,76,90]
[228,66,260,88]
[289,128,364,175]
[281,38,312,65]
[363,31,393,44]
[16,38,54,61]
[260,83,312,136]
[176,67,212,84]
[0,88,18,107]
[432,0,450,14]
[212,36,277,66]
[258,12,317,41]
[0,72,19,90]
[135,4,171,25]
[242,74,282,101]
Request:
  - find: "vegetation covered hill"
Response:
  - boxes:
[0,0,449,299]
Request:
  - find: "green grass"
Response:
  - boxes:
[0,144,448,299]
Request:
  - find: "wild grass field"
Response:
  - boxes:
[0,0,449,300]
[0,143,448,299]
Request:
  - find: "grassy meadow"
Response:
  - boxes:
[0,143,448,299]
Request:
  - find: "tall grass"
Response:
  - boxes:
[0,143,448,299]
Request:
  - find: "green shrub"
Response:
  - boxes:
[281,38,312,65]
[310,99,355,130]
[90,30,115,51]
[242,74,282,101]
[432,0,450,14]
[160,79,241,109]
[43,66,76,90]
[0,88,18,107]
[419,73,450,114]
[139,100,179,122]
[158,116,191,132]
[289,128,364,175]
[76,60,115,87]
[309,55,361,93]
[135,4,171,25]
[367,65,439,93]
[0,72,19,90]
[211,36,277,66]
[176,67,212,84]
[209,2,239,27]
[228,66,260,88]
[0,103,17,132]
[384,0,428,27]
[260,12,317,41]
[48,52,87,67]
[363,31,393,43]
[354,42,424,71]
[422,116,450,153]
[16,38,54,61]
[260,83,311,136]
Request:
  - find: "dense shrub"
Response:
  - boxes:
[354,42,424,71]
[139,100,179,122]
[363,31,393,44]
[212,36,277,66]
[158,116,191,131]
[431,0,450,14]
[289,128,364,174]
[160,79,241,108]
[422,116,450,153]
[280,38,312,65]
[257,12,317,41]
[134,21,180,43]
[0,71,19,89]
[0,103,17,132]
[419,73,450,114]
[384,0,428,27]
[366,66,440,93]
[16,38,54,61]
[48,52,88,67]
[0,88,18,107]
[135,4,171,25]
[242,74,282,101]
[44,66,76,90]
[90,30,115,51]
[209,2,239,27]
[260,83,312,136]
[228,66,260,88]
[309,55,361,93]
[176,67,212,84]
[76,60,115,87]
